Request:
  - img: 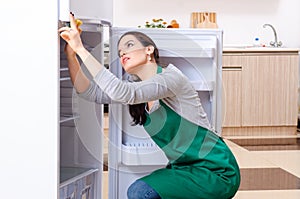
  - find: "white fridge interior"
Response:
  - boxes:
[108,27,223,199]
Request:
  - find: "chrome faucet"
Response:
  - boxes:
[263,24,282,47]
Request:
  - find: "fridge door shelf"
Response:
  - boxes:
[59,181,76,199]
[60,167,98,187]
[159,48,215,58]
[111,28,218,58]
[60,67,70,78]
[191,80,214,91]
[60,77,71,81]
[121,144,168,166]
[59,19,105,33]
[60,79,73,88]
[60,167,98,199]
[60,114,80,124]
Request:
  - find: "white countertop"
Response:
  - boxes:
[223,45,299,53]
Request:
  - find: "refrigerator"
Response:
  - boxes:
[58,1,223,199]
[108,27,223,199]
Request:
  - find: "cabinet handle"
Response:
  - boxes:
[222,65,242,71]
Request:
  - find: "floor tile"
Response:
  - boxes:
[239,168,300,190]
[234,190,300,199]
[251,150,300,178]
[225,139,277,168]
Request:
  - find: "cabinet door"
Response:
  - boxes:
[222,55,242,127]
[242,54,298,126]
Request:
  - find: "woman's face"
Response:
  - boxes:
[118,35,149,74]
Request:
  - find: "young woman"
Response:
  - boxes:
[59,13,240,199]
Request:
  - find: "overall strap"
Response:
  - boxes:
[157,65,162,74]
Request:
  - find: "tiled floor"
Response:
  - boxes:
[224,139,300,199]
[102,116,300,198]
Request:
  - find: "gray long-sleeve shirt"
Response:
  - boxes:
[78,64,212,130]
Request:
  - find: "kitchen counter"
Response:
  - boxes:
[223,46,299,53]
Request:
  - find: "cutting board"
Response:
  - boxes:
[190,12,218,29]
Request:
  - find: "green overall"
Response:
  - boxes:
[140,67,240,199]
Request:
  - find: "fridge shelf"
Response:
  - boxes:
[121,144,168,166]
[59,19,103,33]
[191,80,214,91]
[60,114,79,123]
[60,67,69,72]
[60,77,71,81]
[159,48,215,58]
[60,167,98,187]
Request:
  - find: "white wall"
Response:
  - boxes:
[0,1,59,198]
[113,0,300,47]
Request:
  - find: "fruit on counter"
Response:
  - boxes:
[171,20,179,28]
[167,20,179,28]
[139,18,180,28]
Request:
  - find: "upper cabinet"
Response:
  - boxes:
[59,0,113,23]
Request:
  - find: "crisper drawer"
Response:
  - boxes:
[60,167,98,199]
[121,143,168,165]
[60,181,76,199]
[112,104,168,166]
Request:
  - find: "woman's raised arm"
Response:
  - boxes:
[59,13,104,80]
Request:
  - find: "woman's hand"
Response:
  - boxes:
[59,13,84,54]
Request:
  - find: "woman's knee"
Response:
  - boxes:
[127,180,140,199]
[127,180,161,199]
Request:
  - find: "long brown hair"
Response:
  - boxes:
[118,31,161,125]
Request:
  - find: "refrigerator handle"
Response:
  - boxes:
[101,20,112,27]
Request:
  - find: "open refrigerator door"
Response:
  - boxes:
[59,19,104,199]
[58,0,112,199]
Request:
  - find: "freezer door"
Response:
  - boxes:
[59,0,113,24]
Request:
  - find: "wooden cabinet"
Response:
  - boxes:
[222,55,242,127]
[242,55,298,126]
[222,51,299,136]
